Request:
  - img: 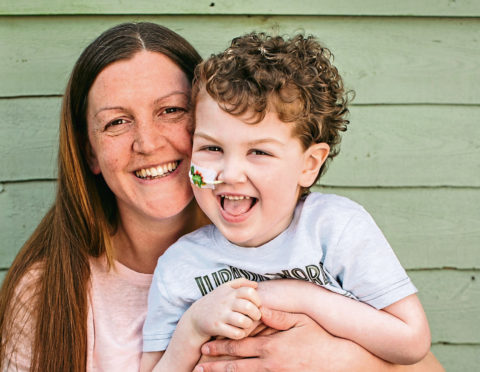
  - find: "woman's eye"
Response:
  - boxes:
[105,118,128,129]
[163,107,184,114]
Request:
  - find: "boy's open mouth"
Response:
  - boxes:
[219,194,258,216]
[135,161,179,180]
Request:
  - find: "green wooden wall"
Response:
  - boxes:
[1,1,479,370]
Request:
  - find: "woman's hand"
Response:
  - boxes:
[194,307,363,372]
[194,307,445,372]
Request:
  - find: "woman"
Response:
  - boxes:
[0,22,444,371]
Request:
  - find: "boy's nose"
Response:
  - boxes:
[217,157,247,184]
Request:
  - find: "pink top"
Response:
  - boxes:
[4,257,153,371]
[87,256,153,371]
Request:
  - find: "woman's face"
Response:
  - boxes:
[86,51,194,223]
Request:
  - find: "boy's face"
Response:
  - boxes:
[192,93,328,247]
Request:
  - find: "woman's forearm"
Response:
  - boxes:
[194,308,444,372]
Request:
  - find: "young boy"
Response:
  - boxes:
[140,32,431,371]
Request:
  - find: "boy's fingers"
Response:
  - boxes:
[216,322,247,340]
[229,278,258,289]
[226,311,254,330]
[232,299,262,321]
[235,286,261,307]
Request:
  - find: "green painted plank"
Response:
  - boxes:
[0,270,6,283]
[1,0,479,16]
[1,16,479,104]
[316,186,480,270]
[0,98,59,181]
[323,105,480,187]
[0,181,56,268]
[1,182,479,270]
[411,270,480,344]
[431,344,480,372]
[3,98,479,187]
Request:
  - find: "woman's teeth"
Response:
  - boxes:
[135,162,178,179]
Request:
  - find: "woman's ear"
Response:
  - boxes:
[299,142,330,187]
[86,142,101,175]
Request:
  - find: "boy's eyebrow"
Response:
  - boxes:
[193,132,219,143]
[246,138,284,147]
[194,132,284,146]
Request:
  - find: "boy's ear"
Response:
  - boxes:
[85,142,101,175]
[299,142,330,187]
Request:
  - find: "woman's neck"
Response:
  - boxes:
[112,199,209,274]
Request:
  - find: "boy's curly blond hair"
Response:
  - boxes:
[193,32,352,186]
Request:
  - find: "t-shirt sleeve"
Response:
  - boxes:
[324,207,417,309]
[142,256,189,352]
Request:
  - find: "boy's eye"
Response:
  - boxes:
[250,149,270,156]
[205,146,222,152]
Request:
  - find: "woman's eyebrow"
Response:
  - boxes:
[94,106,124,117]
[153,91,190,106]
[94,91,190,117]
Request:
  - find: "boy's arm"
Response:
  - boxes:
[257,279,431,365]
[145,278,262,372]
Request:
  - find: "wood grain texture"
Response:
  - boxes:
[324,105,480,187]
[1,16,479,104]
[1,0,479,16]
[431,344,480,372]
[0,98,59,181]
[0,181,55,267]
[411,270,480,343]
[316,186,480,270]
[2,99,479,186]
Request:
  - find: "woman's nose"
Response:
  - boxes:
[217,157,247,184]
[132,118,165,154]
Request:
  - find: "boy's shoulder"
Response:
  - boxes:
[170,223,216,250]
[302,192,366,215]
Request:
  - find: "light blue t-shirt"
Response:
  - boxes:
[143,192,417,352]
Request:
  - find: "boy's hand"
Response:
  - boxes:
[187,278,262,340]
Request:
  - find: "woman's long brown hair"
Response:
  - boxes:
[0,22,201,371]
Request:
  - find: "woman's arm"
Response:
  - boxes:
[256,279,431,364]
[194,308,445,372]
